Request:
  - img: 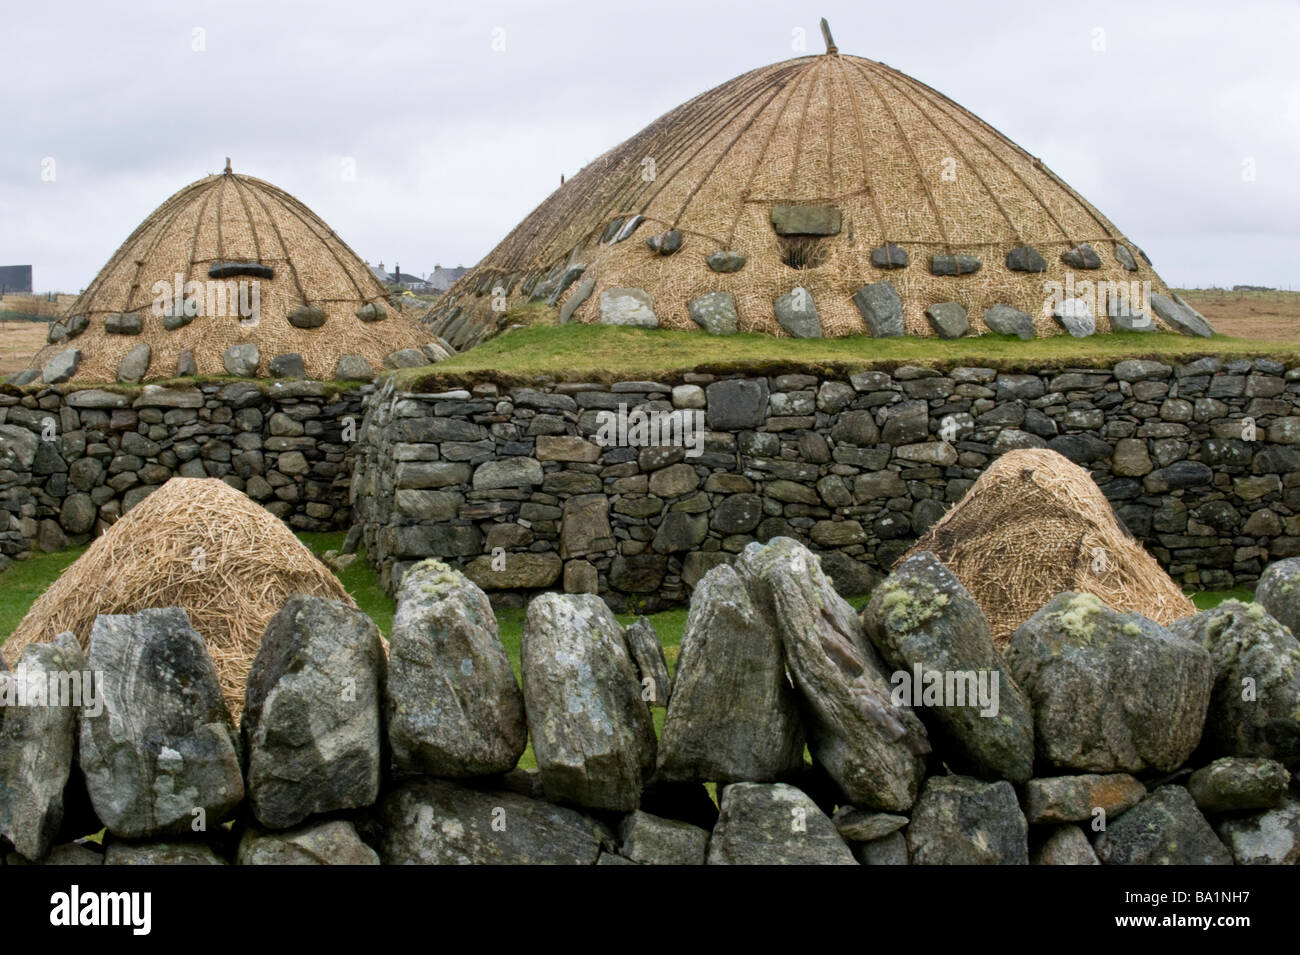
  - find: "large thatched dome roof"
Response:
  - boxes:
[31,164,444,383]
[428,33,1180,348]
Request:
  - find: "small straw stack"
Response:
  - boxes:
[903,449,1195,648]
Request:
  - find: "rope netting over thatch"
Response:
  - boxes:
[0,478,355,719]
[903,449,1194,648]
[30,167,433,382]
[428,48,1172,349]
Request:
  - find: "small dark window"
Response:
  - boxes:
[780,236,828,270]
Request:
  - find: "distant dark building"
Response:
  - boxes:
[0,265,32,294]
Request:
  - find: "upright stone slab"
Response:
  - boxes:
[863,552,1034,782]
[388,560,527,777]
[80,608,243,839]
[707,783,856,865]
[521,594,656,810]
[737,538,929,811]
[380,777,610,864]
[657,564,804,783]
[687,291,738,335]
[243,596,386,829]
[1172,601,1300,759]
[982,304,1034,339]
[599,288,657,327]
[0,633,83,860]
[623,616,672,708]
[852,281,904,338]
[774,287,822,338]
[1006,593,1212,773]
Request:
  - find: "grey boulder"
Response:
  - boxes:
[387,560,526,776]
[243,595,386,829]
[1215,797,1300,865]
[1187,757,1291,813]
[906,775,1028,865]
[622,616,672,708]
[237,820,380,865]
[656,563,804,784]
[707,783,856,865]
[852,281,904,338]
[688,291,738,335]
[924,302,969,339]
[774,286,822,338]
[1255,557,1300,636]
[982,304,1035,340]
[80,608,243,839]
[1094,786,1232,865]
[1006,593,1212,773]
[863,552,1034,782]
[618,810,709,865]
[521,594,656,811]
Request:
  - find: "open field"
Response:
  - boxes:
[1178,288,1299,340]
[0,320,51,376]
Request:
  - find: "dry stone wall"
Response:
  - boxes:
[0,380,364,568]
[352,357,1300,608]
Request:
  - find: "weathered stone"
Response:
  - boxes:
[770,204,841,236]
[269,353,305,379]
[388,561,526,777]
[870,243,908,269]
[1114,244,1138,271]
[1112,438,1152,476]
[706,378,769,430]
[1144,460,1212,493]
[863,553,1035,782]
[380,777,609,864]
[599,288,657,327]
[105,312,143,335]
[175,350,197,376]
[619,810,708,865]
[930,253,982,276]
[982,304,1034,339]
[774,287,821,338]
[521,594,656,810]
[1005,246,1047,272]
[907,775,1028,865]
[687,291,738,335]
[464,552,562,590]
[880,400,928,444]
[652,510,707,553]
[1215,797,1300,864]
[707,250,747,273]
[561,494,614,557]
[243,596,385,829]
[104,840,226,865]
[1052,298,1095,337]
[658,564,804,783]
[42,348,82,384]
[222,343,259,376]
[116,343,151,383]
[1094,786,1232,865]
[1150,293,1215,337]
[737,538,928,810]
[237,820,379,865]
[852,281,904,338]
[558,275,595,323]
[925,302,969,339]
[59,493,96,535]
[1006,593,1212,772]
[80,608,243,839]
[472,457,543,490]
[857,830,909,865]
[1022,774,1147,824]
[1187,757,1291,813]
[0,633,83,860]
[1172,601,1300,759]
[708,783,855,865]
[1060,243,1101,269]
[1033,826,1100,865]
[623,617,671,708]
[831,806,909,843]
[287,305,326,329]
[1255,557,1300,637]
[384,348,427,369]
[648,462,698,498]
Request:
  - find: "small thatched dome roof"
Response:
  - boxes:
[429,34,1176,348]
[32,164,443,383]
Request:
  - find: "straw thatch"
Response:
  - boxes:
[1,478,355,718]
[428,37,1172,349]
[30,164,435,382]
[902,449,1194,648]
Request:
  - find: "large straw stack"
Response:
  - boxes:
[1,478,356,718]
[902,449,1194,647]
[429,39,1171,349]
[29,165,435,382]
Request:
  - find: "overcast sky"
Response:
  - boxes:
[3,0,1297,293]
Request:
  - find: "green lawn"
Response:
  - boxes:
[397,320,1300,391]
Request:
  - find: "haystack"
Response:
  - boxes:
[428,22,1174,349]
[29,161,443,383]
[903,449,1194,647]
[1,478,355,718]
